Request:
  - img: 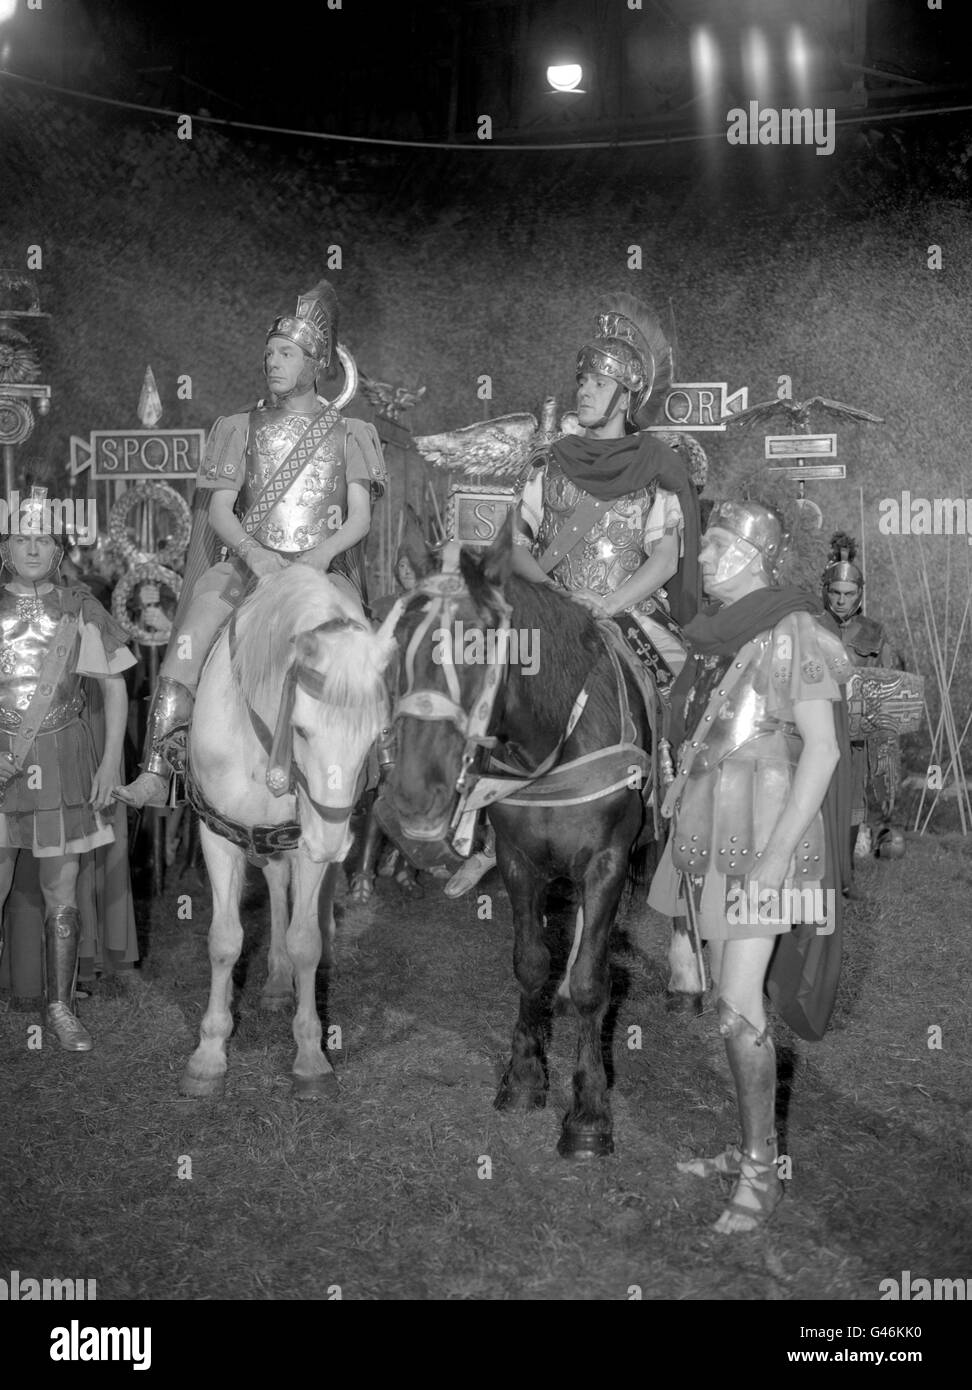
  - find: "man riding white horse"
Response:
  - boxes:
[116,279,385,808]
[446,292,701,896]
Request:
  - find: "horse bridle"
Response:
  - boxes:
[230,611,370,824]
[394,565,512,799]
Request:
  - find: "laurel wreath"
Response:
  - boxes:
[107,482,191,568]
[112,561,183,647]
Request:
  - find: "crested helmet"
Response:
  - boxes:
[267,279,339,368]
[576,293,673,428]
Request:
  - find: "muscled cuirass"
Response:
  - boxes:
[536,461,658,596]
[0,588,80,724]
[242,406,348,555]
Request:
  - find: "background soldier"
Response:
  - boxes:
[821,531,903,857]
[0,489,135,1050]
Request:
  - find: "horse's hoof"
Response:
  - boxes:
[557,1127,614,1160]
[665,991,704,1017]
[259,992,292,1013]
[179,1071,225,1099]
[293,1072,339,1101]
[493,1083,547,1113]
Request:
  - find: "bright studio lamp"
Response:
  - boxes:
[546,62,584,93]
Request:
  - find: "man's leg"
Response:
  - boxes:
[0,847,18,975]
[38,856,90,1052]
[115,588,231,807]
[678,934,783,1233]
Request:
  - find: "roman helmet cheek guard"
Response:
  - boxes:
[266,278,358,410]
[822,531,864,618]
[706,499,791,585]
[575,294,674,430]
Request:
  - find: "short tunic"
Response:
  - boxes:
[648,611,851,940]
[520,464,686,671]
[0,588,136,857]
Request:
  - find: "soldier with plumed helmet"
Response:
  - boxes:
[0,487,136,1051]
[649,498,854,1232]
[821,532,903,856]
[445,293,703,900]
[116,279,386,808]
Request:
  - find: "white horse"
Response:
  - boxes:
[180,566,398,1100]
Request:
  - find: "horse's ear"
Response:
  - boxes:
[481,510,515,590]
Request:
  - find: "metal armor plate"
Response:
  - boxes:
[242,406,348,554]
[0,590,79,717]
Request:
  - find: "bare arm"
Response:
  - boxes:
[207,488,285,577]
[89,675,129,809]
[752,698,841,893]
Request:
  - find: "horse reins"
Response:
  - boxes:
[228,609,368,824]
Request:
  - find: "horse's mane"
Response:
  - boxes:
[458,563,619,745]
[231,567,386,723]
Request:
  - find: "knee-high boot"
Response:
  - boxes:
[114,677,195,809]
[44,905,92,1052]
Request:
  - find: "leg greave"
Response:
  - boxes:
[717,996,778,1166]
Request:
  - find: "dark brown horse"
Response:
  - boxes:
[380,529,658,1157]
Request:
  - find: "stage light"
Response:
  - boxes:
[0,0,19,25]
[547,63,583,93]
[690,26,720,124]
[787,24,811,100]
[742,26,771,99]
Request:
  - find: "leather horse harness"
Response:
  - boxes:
[388,546,653,861]
[185,610,369,862]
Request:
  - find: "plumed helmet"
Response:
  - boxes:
[706,498,790,582]
[822,531,864,612]
[267,278,339,367]
[576,293,673,428]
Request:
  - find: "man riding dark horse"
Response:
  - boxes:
[445,293,702,896]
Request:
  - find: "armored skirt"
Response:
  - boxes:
[649,611,851,941]
[0,616,135,856]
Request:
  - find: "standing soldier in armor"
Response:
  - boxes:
[650,500,853,1232]
[445,293,701,898]
[116,280,385,808]
[0,488,136,1050]
[821,532,902,857]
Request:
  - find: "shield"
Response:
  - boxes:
[846,666,924,739]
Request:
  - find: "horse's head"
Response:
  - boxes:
[283,608,399,862]
[385,528,514,840]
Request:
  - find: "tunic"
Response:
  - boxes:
[648,611,852,940]
[0,584,136,856]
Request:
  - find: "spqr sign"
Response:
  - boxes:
[446,485,518,548]
[645,383,749,433]
[69,429,206,480]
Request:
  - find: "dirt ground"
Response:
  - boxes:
[1,822,969,1302]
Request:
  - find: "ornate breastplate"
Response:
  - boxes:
[0,588,80,716]
[241,406,348,555]
[537,461,657,596]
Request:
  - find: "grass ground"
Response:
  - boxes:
[1,829,969,1301]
